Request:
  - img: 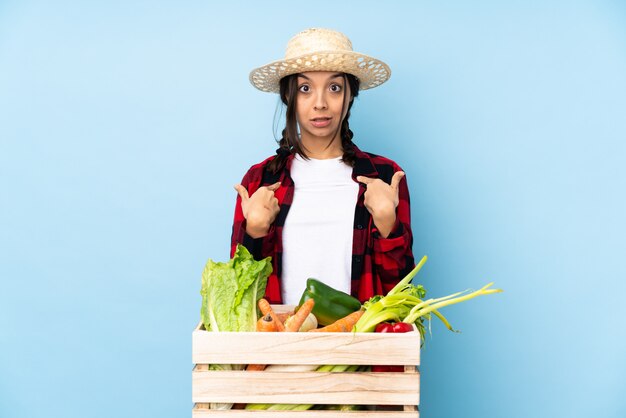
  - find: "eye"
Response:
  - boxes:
[298,84,310,93]
[330,83,343,93]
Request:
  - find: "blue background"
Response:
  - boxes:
[1,1,625,417]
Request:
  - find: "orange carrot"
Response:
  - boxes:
[245,363,267,371]
[308,310,364,332]
[256,313,278,332]
[248,311,280,372]
[284,299,315,332]
[257,298,285,331]
[276,312,291,323]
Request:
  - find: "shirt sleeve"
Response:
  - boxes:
[370,172,415,294]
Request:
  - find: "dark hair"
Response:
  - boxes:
[267,72,361,174]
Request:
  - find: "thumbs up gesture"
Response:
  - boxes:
[234,182,281,238]
[356,171,405,238]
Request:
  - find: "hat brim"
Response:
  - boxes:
[249,50,391,93]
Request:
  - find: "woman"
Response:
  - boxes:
[231,28,415,304]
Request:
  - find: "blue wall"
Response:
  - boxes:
[1,1,625,417]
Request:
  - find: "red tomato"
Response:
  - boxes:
[391,322,414,333]
[374,323,394,333]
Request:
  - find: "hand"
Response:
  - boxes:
[234,182,281,238]
[356,171,405,238]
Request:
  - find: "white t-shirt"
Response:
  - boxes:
[281,154,360,305]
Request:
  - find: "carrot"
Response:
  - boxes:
[308,310,364,332]
[245,363,267,371]
[257,298,285,331]
[248,311,281,372]
[256,313,278,332]
[276,312,291,323]
[284,299,315,332]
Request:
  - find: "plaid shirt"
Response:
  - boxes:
[230,145,415,303]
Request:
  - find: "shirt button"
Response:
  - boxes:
[357,224,364,230]
[355,256,362,263]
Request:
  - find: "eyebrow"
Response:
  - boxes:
[297,73,344,81]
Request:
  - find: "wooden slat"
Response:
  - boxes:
[192,324,420,366]
[403,366,418,412]
[192,370,420,406]
[192,407,418,417]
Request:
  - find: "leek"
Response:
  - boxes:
[353,255,503,342]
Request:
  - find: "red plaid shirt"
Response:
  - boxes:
[230,145,415,303]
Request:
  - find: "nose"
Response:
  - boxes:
[313,90,328,111]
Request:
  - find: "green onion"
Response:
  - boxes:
[353,256,503,341]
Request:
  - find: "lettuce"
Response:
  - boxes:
[200,244,272,332]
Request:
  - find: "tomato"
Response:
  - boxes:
[374,323,394,333]
[391,322,414,333]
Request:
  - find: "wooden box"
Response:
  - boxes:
[192,305,420,417]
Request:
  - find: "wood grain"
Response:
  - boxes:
[192,322,420,366]
[192,409,419,418]
[192,370,419,405]
[192,305,420,415]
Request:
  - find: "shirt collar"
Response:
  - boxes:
[352,144,379,179]
[282,144,379,179]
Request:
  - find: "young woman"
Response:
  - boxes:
[231,28,415,305]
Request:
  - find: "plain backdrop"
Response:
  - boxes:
[1,1,625,417]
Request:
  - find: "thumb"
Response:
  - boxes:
[390,171,405,190]
[234,184,249,200]
[266,181,281,192]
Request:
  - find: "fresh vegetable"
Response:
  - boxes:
[199,244,272,410]
[276,312,290,323]
[245,363,267,371]
[247,302,316,373]
[353,255,503,344]
[374,322,394,333]
[372,322,414,372]
[292,312,318,332]
[247,301,284,372]
[320,405,363,411]
[256,313,279,332]
[258,298,285,331]
[297,278,362,326]
[308,309,364,332]
[246,314,278,371]
[375,322,414,333]
[200,244,272,332]
[284,298,315,332]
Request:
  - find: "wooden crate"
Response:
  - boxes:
[192,305,420,417]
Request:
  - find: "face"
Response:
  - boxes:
[295,71,351,147]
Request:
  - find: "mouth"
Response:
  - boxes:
[310,117,332,128]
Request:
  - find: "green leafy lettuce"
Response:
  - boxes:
[200,244,272,332]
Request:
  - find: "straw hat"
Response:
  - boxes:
[249,28,391,93]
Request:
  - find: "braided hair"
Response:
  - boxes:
[267,73,361,174]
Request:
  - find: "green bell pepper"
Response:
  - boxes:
[296,278,362,326]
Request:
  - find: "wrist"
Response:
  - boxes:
[373,214,396,238]
[245,220,271,238]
